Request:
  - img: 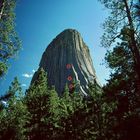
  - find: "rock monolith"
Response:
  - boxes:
[31,29,100,96]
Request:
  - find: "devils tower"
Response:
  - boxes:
[31,29,100,96]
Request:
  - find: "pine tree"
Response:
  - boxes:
[103,34,140,110]
[59,84,74,117]
[48,86,60,123]
[42,86,60,139]
[0,0,21,77]
[0,77,29,140]
[99,1,140,139]
[102,28,140,140]
[25,68,49,139]
[99,0,140,84]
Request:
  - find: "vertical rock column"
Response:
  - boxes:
[31,29,100,96]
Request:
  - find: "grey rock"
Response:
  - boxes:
[31,29,100,96]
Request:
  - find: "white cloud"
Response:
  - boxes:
[22,73,33,78]
[32,69,36,73]
[1,101,7,105]
[22,69,35,78]
[21,84,27,87]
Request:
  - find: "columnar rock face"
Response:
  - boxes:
[31,29,100,96]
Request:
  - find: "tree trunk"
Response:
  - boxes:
[123,0,140,90]
[0,0,5,20]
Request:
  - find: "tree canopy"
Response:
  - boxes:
[0,0,21,77]
[99,0,140,83]
[0,0,140,139]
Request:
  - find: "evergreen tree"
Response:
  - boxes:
[80,83,117,140]
[47,86,60,124]
[0,0,21,77]
[99,1,140,139]
[0,77,29,140]
[25,68,61,140]
[102,28,140,140]
[41,86,60,139]
[25,68,49,139]
[59,84,74,117]
[103,36,140,110]
[99,0,140,84]
[57,82,117,140]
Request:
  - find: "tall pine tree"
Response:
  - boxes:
[0,0,21,77]
[0,77,29,140]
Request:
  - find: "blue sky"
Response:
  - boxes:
[0,0,110,95]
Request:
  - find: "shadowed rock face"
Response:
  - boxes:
[31,29,100,96]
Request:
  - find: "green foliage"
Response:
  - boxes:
[0,61,7,77]
[53,82,117,140]
[99,0,139,47]
[0,66,120,140]
[1,1,140,139]
[103,28,140,111]
[8,77,23,96]
[0,69,121,140]
[82,83,117,140]
[25,68,49,139]
[99,0,140,84]
[0,77,29,140]
[48,86,60,123]
[0,0,21,78]
[59,84,74,116]
[99,1,140,139]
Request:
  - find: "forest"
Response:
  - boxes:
[0,0,140,140]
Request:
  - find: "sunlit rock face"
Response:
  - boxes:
[31,29,100,96]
